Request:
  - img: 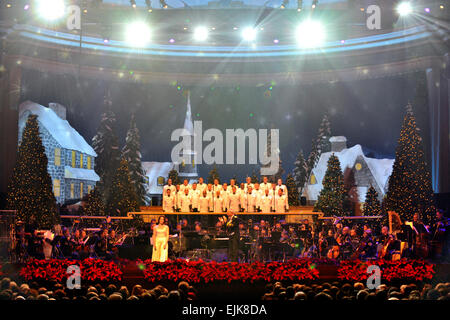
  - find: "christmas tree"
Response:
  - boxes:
[207,165,221,184]
[168,169,181,185]
[384,104,435,224]
[7,115,59,229]
[82,187,105,216]
[286,173,300,206]
[122,113,149,206]
[250,168,259,184]
[292,150,307,194]
[363,186,381,216]
[106,159,139,217]
[307,114,331,179]
[314,154,345,216]
[92,93,120,201]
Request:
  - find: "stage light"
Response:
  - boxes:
[241,27,257,42]
[396,2,413,16]
[424,7,430,13]
[280,0,288,9]
[296,20,326,48]
[440,5,444,9]
[36,0,66,21]
[145,0,152,11]
[125,21,151,47]
[297,0,302,11]
[194,26,209,41]
[312,0,318,9]
[6,3,11,8]
[130,0,136,8]
[160,0,168,9]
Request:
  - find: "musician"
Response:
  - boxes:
[94,229,109,258]
[349,228,360,252]
[163,189,176,213]
[194,223,207,236]
[411,213,430,258]
[359,230,376,259]
[431,209,449,260]
[59,227,73,258]
[225,211,241,262]
[339,227,353,259]
[27,229,43,259]
[152,216,169,262]
[376,226,395,260]
[259,189,273,213]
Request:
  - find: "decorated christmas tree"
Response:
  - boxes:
[7,115,59,229]
[314,154,345,216]
[92,93,120,201]
[82,187,105,216]
[250,168,259,184]
[122,113,149,206]
[286,173,300,206]
[292,150,307,194]
[363,185,381,216]
[168,169,181,185]
[384,104,435,224]
[307,114,331,179]
[106,159,139,217]
[207,165,221,184]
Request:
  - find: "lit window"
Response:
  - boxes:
[355,162,362,171]
[87,156,91,169]
[53,179,60,197]
[80,154,83,168]
[70,183,74,198]
[54,148,61,166]
[310,174,317,185]
[87,185,92,194]
[71,151,76,168]
[80,182,84,198]
[157,176,165,186]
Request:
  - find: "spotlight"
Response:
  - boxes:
[6,3,12,8]
[36,0,65,21]
[280,0,288,9]
[125,21,151,47]
[145,0,152,11]
[396,2,412,16]
[296,20,326,48]
[130,0,136,8]
[297,0,302,11]
[312,0,318,9]
[241,27,257,42]
[160,0,168,9]
[194,26,209,41]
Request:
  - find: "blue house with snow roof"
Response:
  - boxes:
[18,101,100,204]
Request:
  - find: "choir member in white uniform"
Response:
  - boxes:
[175,185,181,211]
[239,183,246,197]
[213,191,225,212]
[212,179,222,193]
[244,177,254,193]
[259,189,273,213]
[163,179,177,196]
[229,179,237,194]
[260,176,272,194]
[274,188,289,213]
[206,184,214,208]
[198,190,211,213]
[228,186,241,213]
[180,179,191,194]
[163,189,176,213]
[221,183,229,211]
[197,177,207,194]
[241,186,258,213]
[179,188,192,212]
[190,183,201,212]
[275,179,288,199]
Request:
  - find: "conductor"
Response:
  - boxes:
[226,211,241,262]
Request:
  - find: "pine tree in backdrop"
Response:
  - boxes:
[251,168,259,184]
[207,165,221,184]
[106,159,139,217]
[7,115,58,228]
[168,169,181,185]
[292,150,307,195]
[92,94,120,201]
[82,187,105,216]
[307,114,331,179]
[314,154,345,216]
[363,186,381,216]
[286,173,300,206]
[384,104,435,224]
[122,113,149,206]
